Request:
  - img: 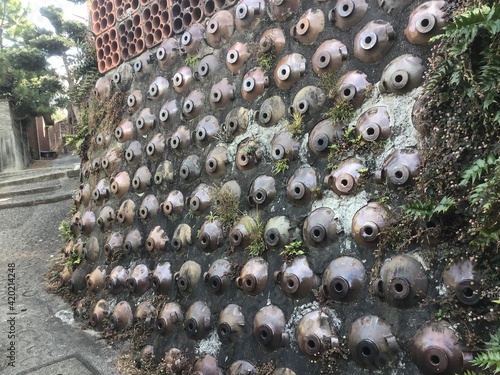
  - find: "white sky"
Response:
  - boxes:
[21,0,89,72]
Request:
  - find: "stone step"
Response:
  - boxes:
[0,170,70,188]
[0,181,62,199]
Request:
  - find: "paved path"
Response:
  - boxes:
[0,196,120,374]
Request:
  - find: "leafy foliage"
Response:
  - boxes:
[467,329,500,374]
[58,220,74,241]
[247,212,267,256]
[280,240,306,262]
[287,112,303,138]
[403,196,455,221]
[272,158,289,175]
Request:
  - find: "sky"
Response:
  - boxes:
[21,0,89,72]
[22,0,88,27]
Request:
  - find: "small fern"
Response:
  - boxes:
[403,196,455,221]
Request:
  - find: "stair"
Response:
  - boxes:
[0,155,81,209]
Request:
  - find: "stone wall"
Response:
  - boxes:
[0,100,28,171]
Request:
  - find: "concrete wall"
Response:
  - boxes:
[0,100,28,172]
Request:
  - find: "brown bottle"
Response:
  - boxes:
[253,305,289,351]
[106,265,129,293]
[154,160,175,185]
[192,354,222,375]
[325,157,366,195]
[355,106,391,142]
[372,255,428,308]
[274,53,306,89]
[290,9,325,45]
[125,140,143,166]
[259,28,286,55]
[296,310,339,359]
[226,42,251,75]
[269,0,298,21]
[172,66,193,95]
[136,108,156,136]
[123,229,143,253]
[75,183,91,208]
[109,301,133,331]
[175,260,202,294]
[348,315,399,370]
[161,190,184,216]
[184,301,212,340]
[138,194,160,221]
[379,54,424,94]
[241,67,269,101]
[90,299,109,327]
[198,219,224,252]
[322,256,366,301]
[218,304,245,344]
[197,54,220,81]
[146,226,169,252]
[195,115,220,143]
[153,261,173,294]
[405,1,447,45]
[227,360,257,375]
[70,266,88,292]
[117,199,136,227]
[336,70,371,108]
[146,133,166,158]
[236,257,268,296]
[83,237,100,263]
[303,207,338,248]
[410,321,473,375]
[275,257,319,299]
[79,210,96,235]
[204,259,232,295]
[206,146,228,179]
[272,132,300,162]
[96,206,115,232]
[442,259,481,306]
[86,266,106,293]
[312,39,348,75]
[110,171,130,200]
[287,166,319,205]
[289,86,326,118]
[95,132,111,148]
[264,216,297,248]
[93,77,111,100]
[329,0,368,31]
[148,76,170,100]
[101,148,122,176]
[224,107,249,136]
[127,89,143,113]
[210,78,235,109]
[248,175,276,208]
[206,10,234,48]
[236,140,263,171]
[180,23,205,55]
[179,154,201,182]
[92,179,110,205]
[375,150,420,187]
[169,126,191,151]
[188,183,214,214]
[229,216,255,251]
[104,232,123,257]
[171,223,192,251]
[257,96,286,127]
[127,264,151,295]
[135,301,155,327]
[354,20,395,63]
[308,119,344,156]
[182,90,204,121]
[352,202,388,248]
[157,302,184,334]
[132,166,152,193]
[114,118,135,143]
[157,38,179,71]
